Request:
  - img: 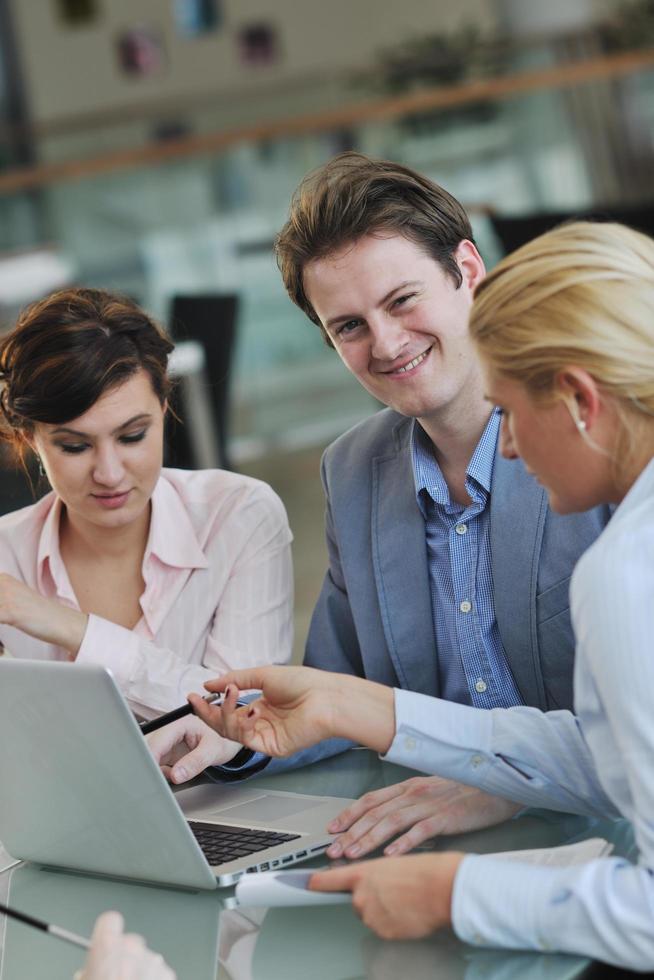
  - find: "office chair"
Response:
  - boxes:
[167,293,239,471]
[489,202,654,256]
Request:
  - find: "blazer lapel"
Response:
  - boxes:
[490,452,549,709]
[371,424,439,696]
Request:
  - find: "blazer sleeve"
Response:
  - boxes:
[303,452,365,677]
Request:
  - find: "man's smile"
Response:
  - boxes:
[380,346,433,377]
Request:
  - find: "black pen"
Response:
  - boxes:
[0,901,90,950]
[139,692,224,736]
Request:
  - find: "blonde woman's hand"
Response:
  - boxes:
[309,852,464,940]
[188,666,395,758]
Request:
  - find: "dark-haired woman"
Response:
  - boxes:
[0,288,292,739]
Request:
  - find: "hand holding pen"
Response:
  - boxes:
[139,692,224,735]
[142,695,247,785]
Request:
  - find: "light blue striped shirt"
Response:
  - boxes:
[411,410,523,708]
[385,454,654,970]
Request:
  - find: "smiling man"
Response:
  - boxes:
[277,153,608,715]
[264,154,612,850]
[155,154,611,853]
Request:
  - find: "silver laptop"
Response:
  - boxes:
[0,660,354,890]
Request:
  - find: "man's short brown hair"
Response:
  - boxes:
[275,152,474,344]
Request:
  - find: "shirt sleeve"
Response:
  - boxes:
[453,852,654,970]
[384,689,618,817]
[75,487,293,718]
[452,522,654,970]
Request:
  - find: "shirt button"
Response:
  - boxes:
[404,736,417,751]
[455,523,467,535]
[459,600,472,613]
[471,754,484,768]
[475,679,487,693]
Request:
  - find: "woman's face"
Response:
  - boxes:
[32,369,165,533]
[484,368,613,514]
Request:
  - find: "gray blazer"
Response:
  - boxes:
[218,407,611,780]
[304,408,611,712]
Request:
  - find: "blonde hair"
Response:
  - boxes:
[470,221,654,466]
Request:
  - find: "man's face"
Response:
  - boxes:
[303,233,486,421]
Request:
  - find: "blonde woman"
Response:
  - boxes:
[186,221,654,970]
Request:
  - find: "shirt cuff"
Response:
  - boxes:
[221,750,266,771]
[75,614,139,689]
[381,688,494,779]
[211,751,271,782]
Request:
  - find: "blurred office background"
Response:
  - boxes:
[0,0,653,655]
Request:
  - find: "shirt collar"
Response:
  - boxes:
[145,474,209,571]
[411,409,501,511]
[36,494,74,598]
[36,475,208,595]
[466,408,501,495]
[609,453,654,527]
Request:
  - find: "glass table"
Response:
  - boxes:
[0,748,635,980]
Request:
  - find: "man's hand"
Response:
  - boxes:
[326,776,522,859]
[310,852,464,940]
[75,911,175,979]
[0,572,87,655]
[190,666,395,757]
[146,716,242,784]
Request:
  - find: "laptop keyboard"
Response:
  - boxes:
[189,820,301,867]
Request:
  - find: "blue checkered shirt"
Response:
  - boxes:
[411,410,524,708]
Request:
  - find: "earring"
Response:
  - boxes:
[36,455,45,477]
[576,419,587,432]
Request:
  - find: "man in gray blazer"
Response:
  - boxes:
[154,153,608,848]
[274,152,608,715]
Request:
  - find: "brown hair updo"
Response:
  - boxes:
[0,287,174,467]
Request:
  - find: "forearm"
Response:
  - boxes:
[0,573,88,655]
[326,674,395,753]
[50,604,88,655]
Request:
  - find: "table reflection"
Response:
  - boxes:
[0,750,637,980]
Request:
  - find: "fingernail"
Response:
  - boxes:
[346,844,360,857]
[327,842,342,857]
[385,845,397,855]
[174,767,188,783]
[327,820,340,833]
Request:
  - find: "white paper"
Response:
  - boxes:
[488,837,613,867]
[234,870,350,908]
